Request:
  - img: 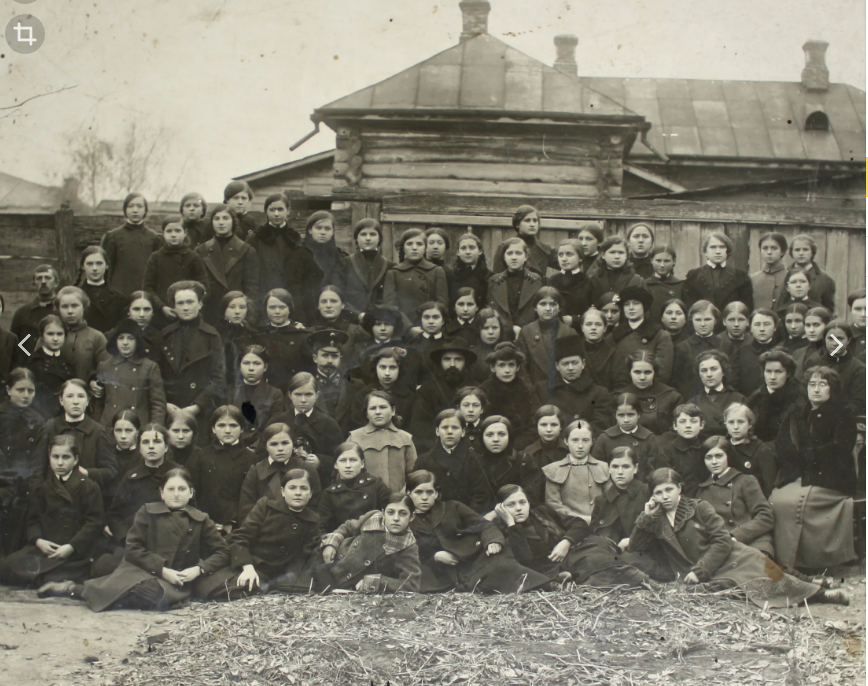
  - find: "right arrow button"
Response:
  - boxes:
[830,334,843,356]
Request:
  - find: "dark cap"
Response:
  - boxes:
[554,335,586,362]
[617,286,653,313]
[308,328,349,353]
[429,337,477,366]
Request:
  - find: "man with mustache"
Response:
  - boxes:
[309,328,356,433]
[11,265,60,356]
[409,339,477,454]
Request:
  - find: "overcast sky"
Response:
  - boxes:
[2,0,864,203]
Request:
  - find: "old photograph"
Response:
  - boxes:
[0,1,865,684]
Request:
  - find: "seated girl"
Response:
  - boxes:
[106,411,142,499]
[487,236,544,332]
[187,405,258,536]
[239,423,322,523]
[347,391,417,493]
[125,291,165,364]
[445,287,481,346]
[655,403,709,498]
[670,300,720,398]
[478,342,540,437]
[94,423,181,577]
[792,307,832,379]
[722,403,777,497]
[731,309,781,396]
[406,469,551,593]
[776,267,821,313]
[778,303,809,354]
[0,435,102,589]
[201,468,320,599]
[630,468,847,607]
[696,436,775,558]
[92,318,166,426]
[714,301,752,359]
[318,493,421,594]
[745,350,802,444]
[165,408,202,466]
[349,347,415,431]
[588,236,646,305]
[617,351,682,436]
[42,468,229,612]
[468,308,514,384]
[309,285,369,368]
[227,344,285,443]
[516,287,578,386]
[660,297,690,346]
[591,393,658,479]
[24,314,74,419]
[477,415,540,513]
[355,305,418,387]
[610,285,673,389]
[492,483,581,580]
[520,405,569,502]
[545,420,609,524]
[317,442,390,535]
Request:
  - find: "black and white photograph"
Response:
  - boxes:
[0,1,865,684]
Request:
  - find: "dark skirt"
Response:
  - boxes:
[418,549,550,594]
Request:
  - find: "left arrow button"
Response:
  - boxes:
[18,334,31,356]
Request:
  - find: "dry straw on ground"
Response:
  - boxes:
[95,584,864,686]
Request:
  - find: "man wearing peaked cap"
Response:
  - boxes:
[309,329,356,433]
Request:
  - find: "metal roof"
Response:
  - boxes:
[579,77,865,162]
[316,34,641,120]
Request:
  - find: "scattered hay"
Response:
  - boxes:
[93,584,864,686]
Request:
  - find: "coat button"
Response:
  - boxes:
[475,541,481,546]
[364,560,371,566]
[725,501,731,506]
[190,383,197,389]
[727,483,732,488]
[292,523,298,529]
[346,573,353,579]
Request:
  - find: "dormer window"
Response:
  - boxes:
[805,111,830,131]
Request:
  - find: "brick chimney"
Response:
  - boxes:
[801,40,830,92]
[459,1,490,43]
[554,34,579,76]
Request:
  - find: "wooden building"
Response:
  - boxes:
[234,1,865,314]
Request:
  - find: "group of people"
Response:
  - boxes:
[0,183,862,612]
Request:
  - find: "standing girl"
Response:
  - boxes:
[776,268,821,313]
[383,228,448,322]
[609,285,673,388]
[303,211,348,289]
[488,237,544,331]
[625,223,655,279]
[468,308,513,383]
[216,291,257,388]
[448,233,489,307]
[142,221,209,321]
[347,391,417,493]
[547,238,593,325]
[0,368,43,555]
[619,351,683,436]
[645,246,684,323]
[731,309,782,396]
[48,468,230,612]
[446,287,481,345]
[227,344,285,442]
[576,224,604,275]
[23,314,73,419]
[255,289,311,393]
[56,286,109,384]
[187,406,258,535]
[333,218,393,320]
[683,232,753,312]
[92,318,166,426]
[197,204,260,325]
[670,300,721,398]
[516,287,578,386]
[543,420,609,524]
[492,206,554,277]
[588,236,646,304]
[126,291,165,364]
[579,307,616,390]
[715,301,752,359]
[1,435,102,589]
[100,192,162,298]
[77,246,127,334]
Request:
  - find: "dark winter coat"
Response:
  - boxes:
[105,446,140,499]
[33,415,117,491]
[81,283,127,334]
[774,397,858,495]
[746,381,804,442]
[0,401,43,484]
[588,263,646,304]
[610,318,674,388]
[383,259,449,320]
[0,470,103,586]
[349,381,415,431]
[138,324,166,365]
[142,245,209,311]
[319,510,421,593]
[478,448,541,512]
[316,471,391,535]
[487,269,544,328]
[714,332,752,361]
[227,381,286,439]
[408,372,469,454]
[804,349,866,418]
[82,502,229,612]
[416,442,489,513]
[696,469,774,556]
[583,338,616,390]
[730,338,780,397]
[670,334,719,399]
[547,271,593,321]
[216,320,257,388]
[592,426,659,480]
[58,320,109,383]
[0,327,21,386]
[587,480,649,544]
[683,264,753,313]
[688,387,746,438]
[616,381,683,436]
[333,252,393,318]
[94,354,166,426]
[492,237,554,278]
[238,457,322,523]
[20,348,71,419]
[10,298,56,356]
[516,320,578,386]
[479,376,540,437]
[447,259,490,307]
[246,223,323,324]
[493,504,584,577]
[727,439,778,498]
[654,432,708,497]
[537,373,612,433]
[100,223,163,297]
[187,441,258,527]
[196,236,261,324]
[106,458,181,542]
[253,322,310,393]
[796,262,836,312]
[160,318,226,411]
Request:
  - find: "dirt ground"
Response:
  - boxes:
[0,563,864,686]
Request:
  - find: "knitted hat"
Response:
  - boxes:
[223,181,252,202]
[554,335,586,362]
[617,286,653,313]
